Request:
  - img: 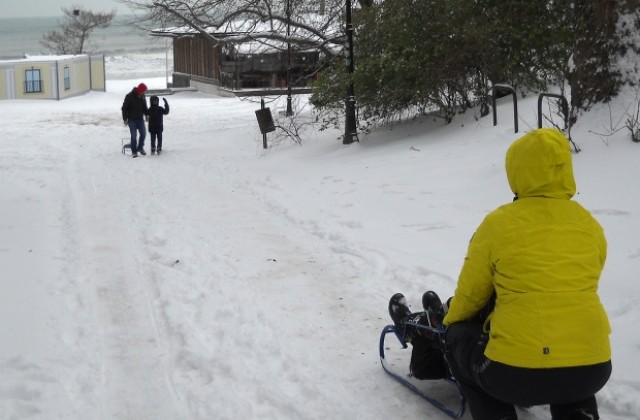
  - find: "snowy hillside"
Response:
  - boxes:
[0,72,639,419]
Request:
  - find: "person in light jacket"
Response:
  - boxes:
[443,128,611,420]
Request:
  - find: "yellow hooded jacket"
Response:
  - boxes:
[443,128,611,368]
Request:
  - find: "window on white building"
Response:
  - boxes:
[64,67,71,90]
[25,68,42,93]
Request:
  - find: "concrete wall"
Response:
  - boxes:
[13,61,53,99]
[90,55,106,91]
[0,68,7,99]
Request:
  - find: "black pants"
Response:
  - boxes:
[150,132,163,151]
[410,334,449,380]
[445,321,611,420]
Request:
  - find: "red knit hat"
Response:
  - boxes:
[135,83,148,95]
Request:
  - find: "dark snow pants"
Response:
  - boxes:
[150,131,163,152]
[444,321,611,420]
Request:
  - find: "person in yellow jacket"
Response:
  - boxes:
[442,128,611,420]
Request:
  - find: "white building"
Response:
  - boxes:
[0,54,105,100]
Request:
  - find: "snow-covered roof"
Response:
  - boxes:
[151,12,341,54]
[152,12,333,36]
[0,54,90,65]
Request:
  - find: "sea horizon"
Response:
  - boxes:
[0,15,168,60]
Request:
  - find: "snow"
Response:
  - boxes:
[1,56,639,420]
[0,54,83,64]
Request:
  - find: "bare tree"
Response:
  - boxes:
[119,0,358,57]
[40,6,116,54]
[588,88,640,145]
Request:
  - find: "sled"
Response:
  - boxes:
[122,138,132,155]
[379,321,466,418]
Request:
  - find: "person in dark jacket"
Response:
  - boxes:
[121,83,149,158]
[148,96,170,155]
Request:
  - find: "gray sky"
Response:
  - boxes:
[1,0,132,18]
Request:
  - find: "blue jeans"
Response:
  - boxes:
[128,118,146,152]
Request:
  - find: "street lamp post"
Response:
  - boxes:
[343,0,357,144]
[286,0,293,116]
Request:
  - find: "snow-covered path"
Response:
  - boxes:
[0,91,401,419]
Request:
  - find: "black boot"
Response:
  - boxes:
[388,293,414,340]
[419,291,449,350]
[422,290,443,314]
[422,290,447,327]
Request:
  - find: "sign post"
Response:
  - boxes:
[255,98,275,149]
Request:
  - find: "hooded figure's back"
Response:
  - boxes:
[444,128,610,369]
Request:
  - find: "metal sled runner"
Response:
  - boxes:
[121,138,132,155]
[379,322,466,418]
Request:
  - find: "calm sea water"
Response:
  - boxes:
[0,15,169,59]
